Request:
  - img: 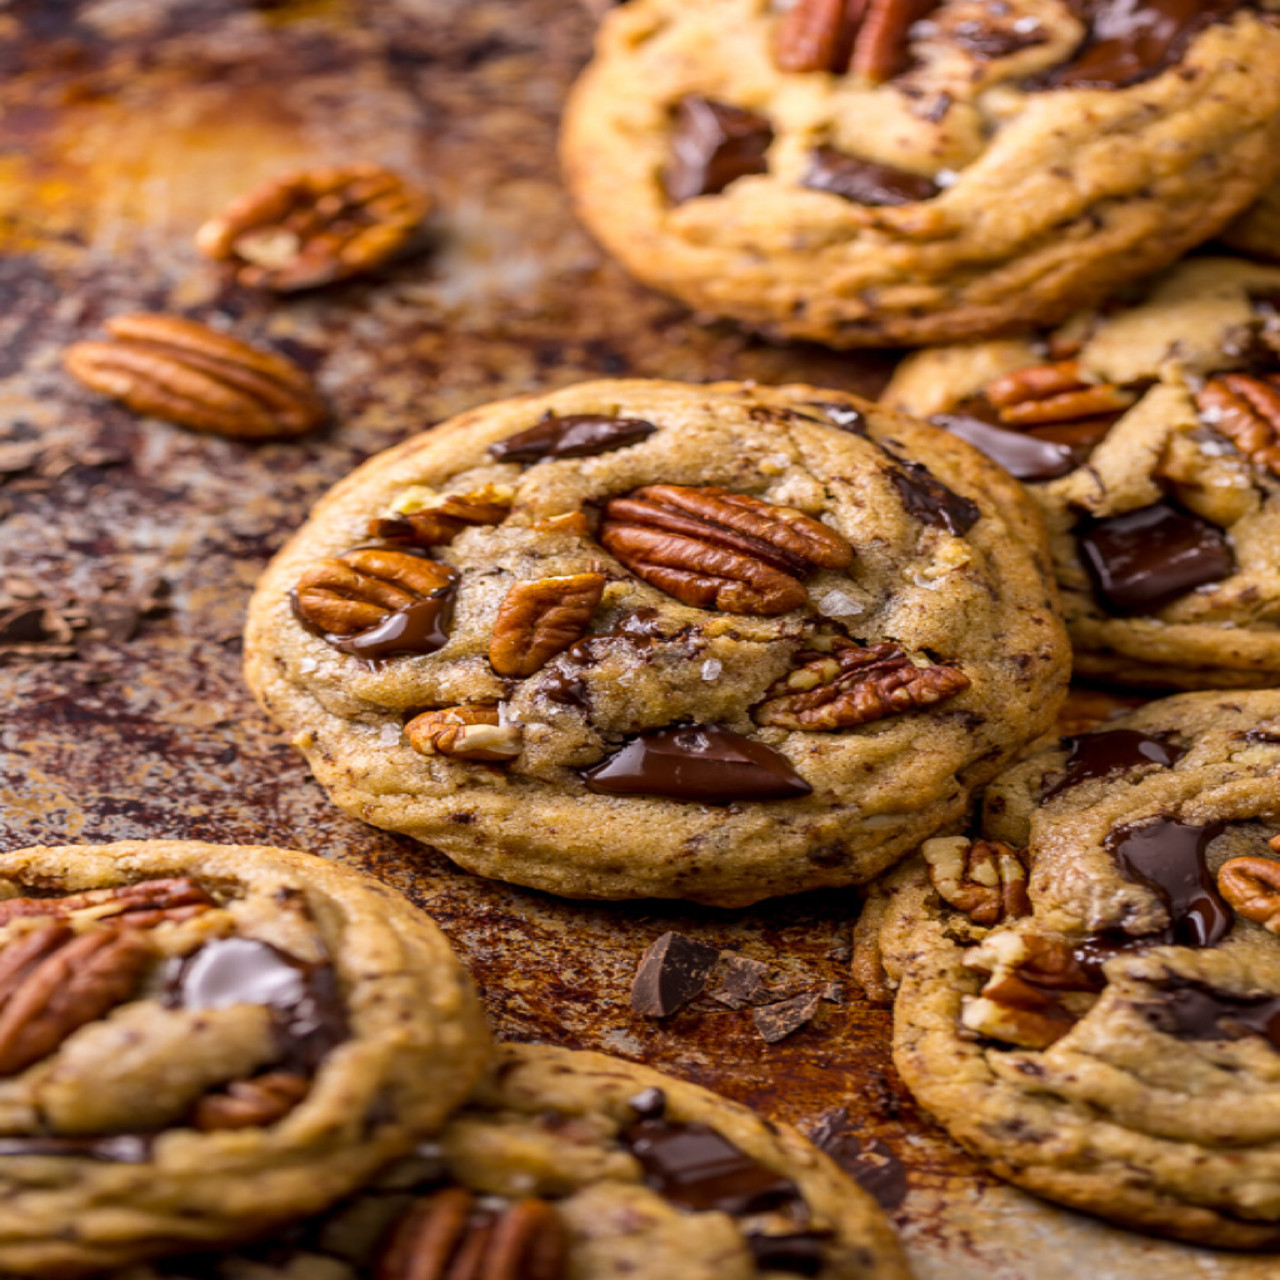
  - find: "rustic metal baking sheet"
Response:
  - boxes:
[0,2,1273,1275]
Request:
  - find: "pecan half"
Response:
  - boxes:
[371,486,514,547]
[600,485,851,616]
[1218,856,1280,933]
[0,925,151,1075]
[489,573,606,678]
[295,549,456,638]
[63,315,326,440]
[378,1189,567,1280]
[195,165,430,291]
[775,0,939,81]
[406,705,523,762]
[192,1071,311,1131]
[923,837,1030,927]
[753,639,969,729]
[0,878,214,930]
[1194,373,1280,477]
[982,360,1136,427]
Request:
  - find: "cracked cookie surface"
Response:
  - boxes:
[0,840,488,1277]
[561,0,1280,347]
[854,691,1280,1247]
[885,256,1280,687]
[245,379,1069,906]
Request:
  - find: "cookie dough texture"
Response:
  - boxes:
[856,692,1280,1247]
[560,0,1280,348]
[1224,178,1280,262]
[245,379,1070,906]
[0,841,488,1276]
[885,257,1280,687]
[123,1044,913,1280]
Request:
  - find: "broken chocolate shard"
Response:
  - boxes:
[1148,977,1280,1051]
[746,1231,829,1277]
[1041,728,1183,801]
[887,461,980,535]
[708,951,774,1009]
[584,725,813,803]
[802,146,940,207]
[1075,501,1234,616]
[931,412,1076,482]
[489,411,658,463]
[631,932,720,1017]
[665,96,773,204]
[753,990,822,1043]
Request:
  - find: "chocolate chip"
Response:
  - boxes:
[753,991,821,1043]
[489,411,658,463]
[887,461,980,535]
[806,401,868,435]
[630,932,720,1017]
[746,1231,829,1276]
[802,146,939,206]
[665,96,773,204]
[1040,728,1183,801]
[931,412,1076,482]
[1075,501,1234,616]
[628,1086,668,1120]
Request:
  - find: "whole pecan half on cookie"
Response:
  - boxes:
[1194,374,1280,476]
[406,705,523,762]
[923,837,1030,927]
[489,573,606,677]
[63,314,326,439]
[195,165,431,291]
[295,550,456,638]
[754,639,969,729]
[600,485,851,615]
[983,360,1136,427]
[192,1070,312,1131]
[0,877,214,929]
[776,0,940,81]
[1218,856,1280,933]
[371,486,514,547]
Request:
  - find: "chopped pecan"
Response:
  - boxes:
[775,0,939,81]
[378,1189,567,1280]
[922,837,1030,926]
[489,573,606,678]
[0,878,214,929]
[960,986,1077,1050]
[192,1071,311,1131]
[63,314,326,440]
[294,549,456,638]
[1218,856,1280,933]
[753,639,969,729]
[1194,373,1280,477]
[406,705,523,762]
[982,360,1136,427]
[600,485,851,616]
[0,925,151,1075]
[195,165,430,291]
[371,486,514,547]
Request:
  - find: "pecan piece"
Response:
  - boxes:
[378,1189,567,1280]
[1194,373,1280,477]
[295,549,456,638]
[195,165,430,291]
[601,485,851,616]
[406,705,523,762]
[63,314,326,440]
[982,360,1136,427]
[489,573,606,678]
[1218,856,1280,933]
[922,837,1030,926]
[0,925,151,1075]
[0,878,214,929]
[371,486,514,547]
[754,639,969,729]
[192,1071,311,1131]
[775,0,939,81]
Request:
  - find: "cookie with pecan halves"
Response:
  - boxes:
[854,690,1280,1247]
[885,255,1280,688]
[0,840,488,1277]
[245,378,1069,905]
[561,0,1280,348]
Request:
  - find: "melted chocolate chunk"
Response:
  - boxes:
[801,146,940,207]
[1105,817,1231,948]
[887,462,981,535]
[1246,729,1280,744]
[1041,728,1183,801]
[1075,501,1235,616]
[1149,978,1280,1050]
[489,412,658,463]
[623,1119,802,1215]
[747,1232,829,1276]
[631,932,720,1018]
[665,96,773,204]
[806,401,868,435]
[541,668,589,708]
[931,412,1077,482]
[333,594,454,662]
[583,725,812,803]
[166,938,347,1072]
[628,1087,668,1120]
[0,1134,153,1162]
[808,1109,909,1210]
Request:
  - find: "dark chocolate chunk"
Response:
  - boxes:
[489,411,658,463]
[931,412,1076,482]
[333,594,454,662]
[631,932,720,1018]
[746,1232,830,1276]
[623,1119,803,1215]
[949,20,1049,58]
[1246,729,1280,744]
[1148,977,1280,1050]
[806,400,868,435]
[887,461,981,535]
[0,1134,154,1162]
[665,96,773,204]
[1075,501,1234,616]
[808,1108,909,1210]
[583,725,812,803]
[801,146,940,207]
[753,991,821,1043]
[708,952,774,1009]
[1041,728,1183,801]
[1105,817,1231,948]
[628,1087,668,1120]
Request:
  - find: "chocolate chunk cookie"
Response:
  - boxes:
[885,256,1280,687]
[0,841,488,1276]
[119,1043,912,1280]
[244,379,1070,905]
[854,691,1280,1247]
[560,0,1280,347]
